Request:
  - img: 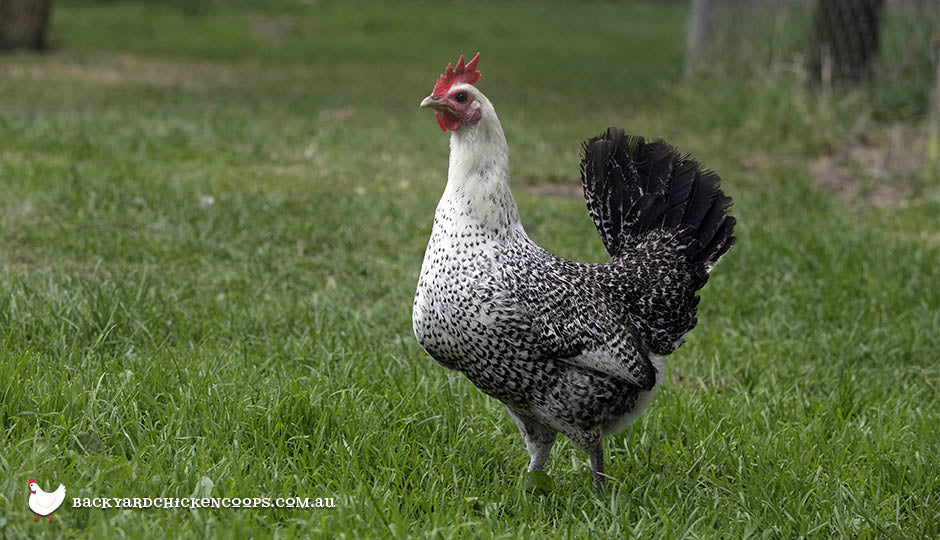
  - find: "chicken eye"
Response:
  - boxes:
[454,92,468,104]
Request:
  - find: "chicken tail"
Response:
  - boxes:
[580,127,736,278]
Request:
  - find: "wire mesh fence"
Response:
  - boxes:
[685,0,938,118]
[683,0,938,206]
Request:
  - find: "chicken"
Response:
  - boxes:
[412,53,737,488]
[28,479,66,521]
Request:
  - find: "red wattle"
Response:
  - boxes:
[435,111,461,131]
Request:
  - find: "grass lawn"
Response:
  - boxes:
[1,0,938,538]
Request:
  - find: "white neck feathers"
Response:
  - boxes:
[440,91,520,231]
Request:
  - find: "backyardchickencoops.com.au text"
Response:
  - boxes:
[71,496,337,509]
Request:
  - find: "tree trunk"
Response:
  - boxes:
[0,0,52,51]
[811,0,885,84]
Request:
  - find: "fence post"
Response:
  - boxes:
[685,0,711,77]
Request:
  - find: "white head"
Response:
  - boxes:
[419,53,506,144]
[418,53,486,132]
[419,53,508,175]
[418,53,517,228]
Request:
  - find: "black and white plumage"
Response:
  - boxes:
[413,54,736,488]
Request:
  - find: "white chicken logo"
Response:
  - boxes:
[27,478,66,522]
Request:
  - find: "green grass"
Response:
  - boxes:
[1,1,938,538]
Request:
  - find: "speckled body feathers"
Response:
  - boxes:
[413,81,735,485]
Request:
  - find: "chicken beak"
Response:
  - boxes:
[419,95,445,110]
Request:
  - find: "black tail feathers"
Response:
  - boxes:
[580,127,736,273]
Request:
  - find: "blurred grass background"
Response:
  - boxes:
[0,0,938,538]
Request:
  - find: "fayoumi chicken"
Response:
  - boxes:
[412,53,737,488]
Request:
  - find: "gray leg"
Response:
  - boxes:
[506,407,557,471]
[587,439,606,490]
[562,428,607,489]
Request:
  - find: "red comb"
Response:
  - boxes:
[432,53,481,96]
